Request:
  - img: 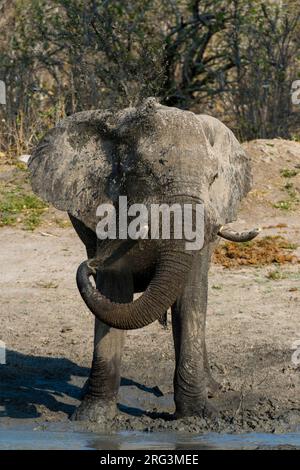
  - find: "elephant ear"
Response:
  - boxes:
[28,110,114,231]
[196,114,252,227]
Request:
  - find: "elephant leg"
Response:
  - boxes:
[204,240,222,397]
[171,243,218,418]
[73,268,132,423]
[204,342,222,397]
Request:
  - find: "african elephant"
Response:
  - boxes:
[28,98,259,422]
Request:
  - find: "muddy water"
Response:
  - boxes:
[0,424,299,450]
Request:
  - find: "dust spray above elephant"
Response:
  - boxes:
[28,98,260,421]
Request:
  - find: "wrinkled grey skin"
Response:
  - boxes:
[29,99,252,421]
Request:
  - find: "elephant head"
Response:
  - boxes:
[29,98,255,330]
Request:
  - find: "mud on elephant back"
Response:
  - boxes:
[28,98,260,423]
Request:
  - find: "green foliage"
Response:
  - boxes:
[0,181,48,230]
[280,168,299,178]
[291,134,300,142]
[273,200,293,211]
[266,269,287,281]
[273,167,300,210]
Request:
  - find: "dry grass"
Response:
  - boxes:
[213,236,299,268]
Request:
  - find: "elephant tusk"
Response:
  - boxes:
[87,239,138,272]
[218,226,261,242]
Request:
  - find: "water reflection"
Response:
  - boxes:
[1,427,299,450]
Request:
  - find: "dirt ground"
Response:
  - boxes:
[0,138,299,434]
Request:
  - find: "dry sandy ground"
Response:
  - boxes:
[0,139,299,434]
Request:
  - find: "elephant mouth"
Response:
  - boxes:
[76,222,260,330]
[76,241,194,330]
[87,238,138,272]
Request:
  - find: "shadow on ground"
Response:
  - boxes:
[0,350,170,421]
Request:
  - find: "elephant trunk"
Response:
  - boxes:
[76,248,193,330]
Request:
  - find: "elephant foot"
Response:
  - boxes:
[72,395,117,424]
[174,389,219,420]
[175,398,218,420]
